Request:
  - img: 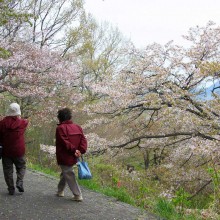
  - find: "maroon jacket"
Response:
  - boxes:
[56,120,87,166]
[0,116,28,158]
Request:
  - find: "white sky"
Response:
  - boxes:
[84,0,220,48]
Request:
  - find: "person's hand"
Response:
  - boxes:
[75,150,81,158]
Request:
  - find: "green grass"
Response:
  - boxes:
[26,151,217,220]
[189,194,213,209]
[154,199,201,220]
[155,198,179,219]
[27,161,136,206]
[100,187,136,205]
[79,178,136,205]
[27,162,59,178]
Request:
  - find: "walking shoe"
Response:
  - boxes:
[71,194,83,202]
[8,190,15,195]
[56,191,64,197]
[16,185,24,193]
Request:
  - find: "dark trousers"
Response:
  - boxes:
[2,157,26,192]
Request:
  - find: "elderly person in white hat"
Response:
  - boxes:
[0,103,29,195]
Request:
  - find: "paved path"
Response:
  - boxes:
[0,164,160,220]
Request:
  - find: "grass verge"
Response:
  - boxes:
[27,161,136,206]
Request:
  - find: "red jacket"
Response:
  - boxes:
[0,116,28,157]
[56,120,87,166]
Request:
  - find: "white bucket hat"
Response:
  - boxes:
[7,103,21,116]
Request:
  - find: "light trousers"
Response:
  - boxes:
[58,165,81,196]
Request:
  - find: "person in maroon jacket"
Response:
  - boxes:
[0,103,28,195]
[56,108,87,201]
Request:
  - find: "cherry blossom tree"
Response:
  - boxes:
[84,22,220,196]
[0,40,81,118]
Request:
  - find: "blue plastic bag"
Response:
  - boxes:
[77,158,92,180]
